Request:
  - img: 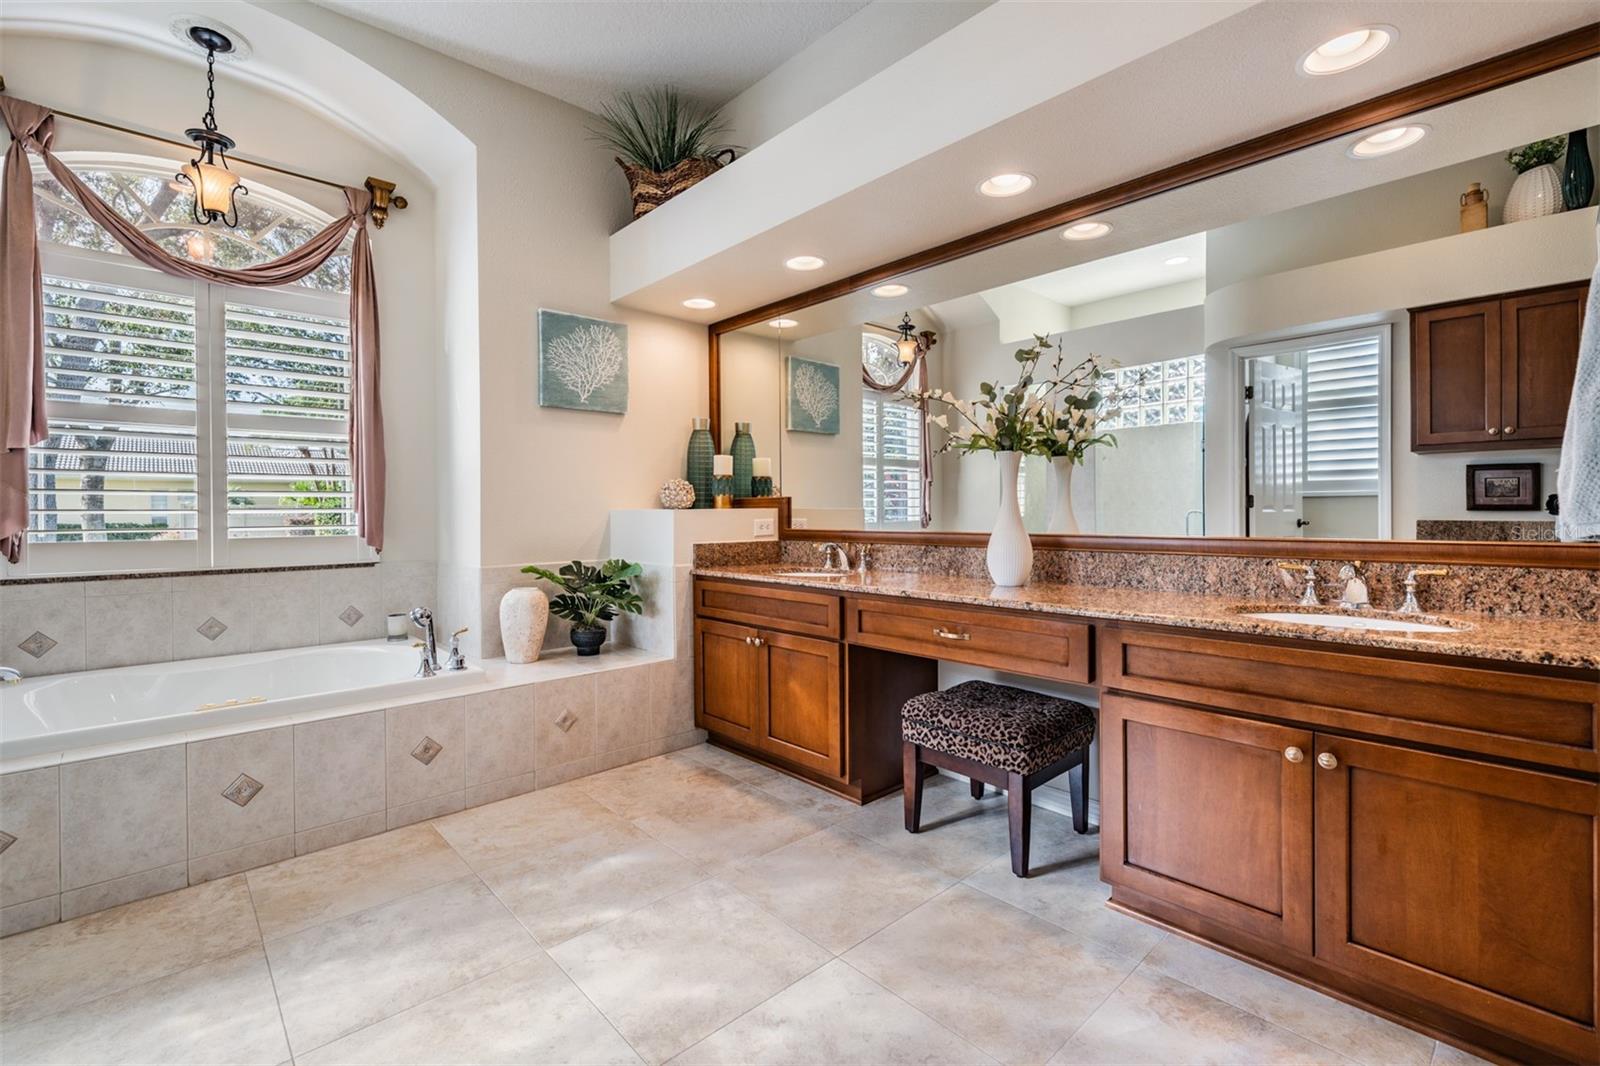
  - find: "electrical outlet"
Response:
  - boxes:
[752,517,775,536]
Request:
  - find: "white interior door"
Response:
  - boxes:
[1246,357,1306,537]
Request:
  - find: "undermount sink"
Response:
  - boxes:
[772,569,851,579]
[1236,607,1464,633]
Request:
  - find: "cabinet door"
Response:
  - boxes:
[758,630,843,776]
[1314,736,1597,1063]
[1501,284,1587,444]
[1412,300,1501,449]
[695,618,763,745]
[1100,695,1314,952]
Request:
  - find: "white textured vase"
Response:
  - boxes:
[499,587,549,664]
[986,451,1033,587]
[1047,455,1081,534]
[1504,164,1565,224]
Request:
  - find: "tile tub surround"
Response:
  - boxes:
[0,559,437,678]
[0,647,704,936]
[0,749,1489,1066]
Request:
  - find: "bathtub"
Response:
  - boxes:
[0,641,485,761]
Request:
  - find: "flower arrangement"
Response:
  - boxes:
[1506,138,1565,174]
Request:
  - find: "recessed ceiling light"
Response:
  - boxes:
[1348,124,1428,159]
[1062,221,1112,241]
[1299,25,1395,76]
[681,297,716,310]
[1163,255,1191,266]
[872,283,909,298]
[785,255,826,271]
[768,318,799,329]
[977,172,1035,198]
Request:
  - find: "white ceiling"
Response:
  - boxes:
[1014,233,1207,308]
[307,0,870,114]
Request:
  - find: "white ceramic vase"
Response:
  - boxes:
[986,451,1033,587]
[499,587,549,664]
[1047,455,1081,534]
[1504,164,1565,224]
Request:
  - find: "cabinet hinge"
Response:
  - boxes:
[1243,385,1255,400]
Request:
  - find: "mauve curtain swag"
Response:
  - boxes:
[0,96,384,562]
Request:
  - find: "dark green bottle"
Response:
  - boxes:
[1563,129,1594,210]
[731,422,756,498]
[686,418,715,509]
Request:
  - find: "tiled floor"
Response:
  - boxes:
[0,743,1488,1066]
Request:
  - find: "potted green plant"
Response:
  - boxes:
[1504,137,1567,223]
[520,560,644,656]
[591,88,739,220]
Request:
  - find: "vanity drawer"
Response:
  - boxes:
[695,579,841,639]
[1101,627,1599,773]
[846,597,1092,684]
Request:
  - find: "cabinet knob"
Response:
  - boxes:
[1487,427,1500,435]
[754,637,764,647]
[1503,425,1515,435]
[1284,746,1304,763]
[1316,752,1339,770]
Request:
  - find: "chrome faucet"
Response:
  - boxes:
[409,607,439,674]
[0,666,21,685]
[1397,567,1449,615]
[1275,562,1319,606]
[446,626,470,671]
[818,541,852,572]
[856,543,872,574]
[1336,563,1370,611]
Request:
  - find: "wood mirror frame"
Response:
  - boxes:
[705,23,1600,570]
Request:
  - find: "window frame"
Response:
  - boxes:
[860,325,924,531]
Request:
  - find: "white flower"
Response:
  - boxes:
[930,413,949,430]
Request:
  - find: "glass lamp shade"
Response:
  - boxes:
[897,336,918,363]
[182,160,241,217]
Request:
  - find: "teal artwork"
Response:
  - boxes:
[786,356,840,435]
[538,309,628,414]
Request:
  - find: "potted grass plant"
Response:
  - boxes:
[592,88,739,219]
[520,559,645,656]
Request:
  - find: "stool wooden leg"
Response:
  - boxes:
[1007,771,1030,877]
[903,742,924,833]
[1068,759,1089,834]
[970,778,984,800]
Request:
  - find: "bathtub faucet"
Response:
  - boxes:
[0,666,21,685]
[409,607,439,673]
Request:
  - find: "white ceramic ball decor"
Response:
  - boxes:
[1503,163,1565,224]
[500,587,549,664]
[659,478,695,509]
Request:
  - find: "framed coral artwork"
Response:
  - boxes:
[786,355,840,434]
[538,309,629,413]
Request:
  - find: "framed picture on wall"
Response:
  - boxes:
[1466,463,1540,510]
[537,309,628,414]
[786,356,840,434]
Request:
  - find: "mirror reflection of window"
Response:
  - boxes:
[861,331,923,528]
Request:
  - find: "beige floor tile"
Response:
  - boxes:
[481,820,706,946]
[844,884,1137,1064]
[748,771,862,822]
[629,782,836,866]
[0,946,289,1065]
[963,813,1165,961]
[839,776,1011,880]
[580,752,750,821]
[298,952,641,1065]
[265,876,538,1055]
[431,783,638,871]
[0,874,260,1027]
[722,826,954,953]
[1049,966,1350,1065]
[1430,1040,1495,1065]
[672,743,781,785]
[673,958,996,1065]
[245,823,472,940]
[550,879,831,1064]
[1142,935,1433,1066]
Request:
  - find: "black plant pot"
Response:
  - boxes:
[570,627,607,657]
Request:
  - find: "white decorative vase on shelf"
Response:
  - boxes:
[1503,164,1565,224]
[986,451,1033,587]
[499,587,549,664]
[1047,455,1081,535]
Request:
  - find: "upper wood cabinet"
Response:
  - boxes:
[1411,281,1587,452]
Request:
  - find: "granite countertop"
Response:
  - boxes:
[692,565,1600,671]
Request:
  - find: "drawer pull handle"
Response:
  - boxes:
[1317,752,1339,770]
[1284,746,1304,763]
[933,627,971,641]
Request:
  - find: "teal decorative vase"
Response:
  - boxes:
[731,422,756,498]
[686,418,715,509]
[1563,129,1594,210]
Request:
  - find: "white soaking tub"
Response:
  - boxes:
[0,641,484,761]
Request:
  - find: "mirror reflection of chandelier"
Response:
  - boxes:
[175,26,247,228]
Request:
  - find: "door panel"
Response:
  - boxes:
[1100,695,1314,951]
[1246,358,1306,537]
[1315,735,1598,1062]
[759,630,842,776]
[1412,300,1500,448]
[1501,284,1586,442]
[695,618,762,745]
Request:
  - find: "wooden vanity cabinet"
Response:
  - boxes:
[1411,281,1587,451]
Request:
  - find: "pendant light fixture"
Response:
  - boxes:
[175,26,246,228]
[896,313,920,363]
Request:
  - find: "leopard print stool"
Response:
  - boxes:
[901,680,1095,877]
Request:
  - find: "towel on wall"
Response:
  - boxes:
[1556,216,1600,542]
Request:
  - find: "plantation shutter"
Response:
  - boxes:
[862,394,922,528]
[1304,334,1381,495]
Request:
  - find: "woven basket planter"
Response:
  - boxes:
[617,150,735,219]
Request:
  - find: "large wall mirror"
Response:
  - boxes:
[712,54,1598,560]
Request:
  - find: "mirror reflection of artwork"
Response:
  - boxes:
[787,356,841,434]
[538,309,628,414]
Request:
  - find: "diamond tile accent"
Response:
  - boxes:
[339,605,365,627]
[221,773,265,807]
[411,736,443,765]
[555,711,579,733]
[17,631,56,659]
[0,829,15,855]
[196,616,229,642]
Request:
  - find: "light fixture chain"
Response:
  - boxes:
[203,44,218,132]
